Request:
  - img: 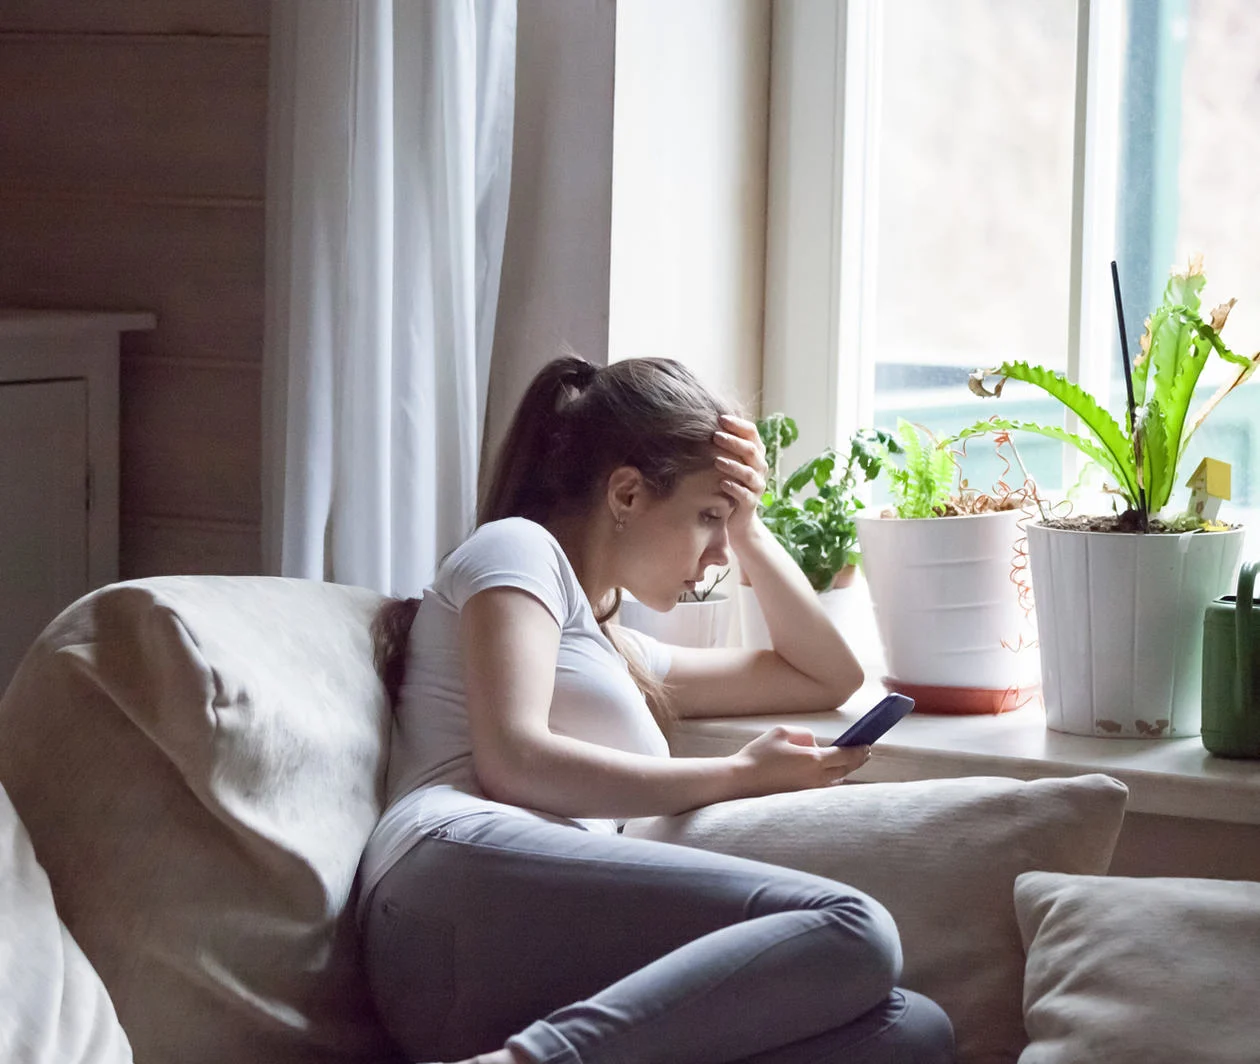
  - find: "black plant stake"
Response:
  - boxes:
[1110,260,1149,531]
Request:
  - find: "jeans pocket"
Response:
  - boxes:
[364,893,457,1056]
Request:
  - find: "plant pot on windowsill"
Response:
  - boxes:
[952,255,1259,737]
[829,565,858,590]
[1027,517,1242,737]
[738,567,875,656]
[855,420,1040,715]
[738,566,856,592]
[617,588,735,649]
[856,508,1038,715]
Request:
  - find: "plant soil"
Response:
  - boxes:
[935,492,1025,517]
[1040,510,1237,533]
[880,491,1029,519]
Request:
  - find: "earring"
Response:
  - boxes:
[614,517,626,533]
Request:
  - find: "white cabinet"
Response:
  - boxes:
[0,311,154,690]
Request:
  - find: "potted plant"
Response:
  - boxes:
[617,568,734,648]
[952,255,1259,738]
[856,419,1040,714]
[740,415,894,654]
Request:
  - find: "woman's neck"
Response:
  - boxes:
[542,512,616,613]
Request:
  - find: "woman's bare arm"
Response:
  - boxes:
[663,413,864,719]
[461,586,867,819]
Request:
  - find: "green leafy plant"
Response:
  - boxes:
[879,419,956,519]
[952,256,1259,518]
[756,414,898,591]
[876,420,1035,519]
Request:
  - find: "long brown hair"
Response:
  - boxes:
[479,356,733,528]
[372,355,735,726]
[371,596,420,707]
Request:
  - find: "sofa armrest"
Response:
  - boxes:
[0,576,401,1064]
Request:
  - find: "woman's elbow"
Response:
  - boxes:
[471,743,531,806]
[828,663,864,708]
[477,771,529,807]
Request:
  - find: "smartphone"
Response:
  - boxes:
[831,693,915,747]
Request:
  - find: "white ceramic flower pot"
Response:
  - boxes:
[855,510,1039,713]
[738,572,885,669]
[1027,523,1244,738]
[617,591,734,648]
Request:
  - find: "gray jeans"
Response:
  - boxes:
[362,809,954,1064]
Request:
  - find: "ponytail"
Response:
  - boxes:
[478,357,597,526]
[371,597,421,708]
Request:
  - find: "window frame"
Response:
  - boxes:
[763,0,1127,492]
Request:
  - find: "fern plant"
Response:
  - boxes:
[756,414,898,591]
[951,256,1258,517]
[880,419,956,518]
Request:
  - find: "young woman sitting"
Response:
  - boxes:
[359,356,955,1064]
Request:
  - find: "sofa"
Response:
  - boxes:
[1,576,1258,1064]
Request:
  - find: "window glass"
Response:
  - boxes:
[870,0,1079,500]
[1117,0,1260,518]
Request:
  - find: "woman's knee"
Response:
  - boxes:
[819,890,903,991]
[888,989,955,1063]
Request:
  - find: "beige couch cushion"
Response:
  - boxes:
[1015,870,1260,1064]
[1,780,133,1064]
[628,773,1128,1064]
[0,576,402,1064]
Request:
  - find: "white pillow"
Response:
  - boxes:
[627,773,1128,1064]
[1015,870,1260,1064]
[0,782,132,1064]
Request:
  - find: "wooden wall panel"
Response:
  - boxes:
[121,517,262,576]
[0,2,267,577]
[0,1,268,37]
[120,359,260,526]
[0,197,263,364]
[1111,812,1260,882]
[0,36,267,199]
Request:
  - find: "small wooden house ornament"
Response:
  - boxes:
[1185,457,1231,521]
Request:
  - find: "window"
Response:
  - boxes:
[765,0,1260,524]
[1117,0,1260,521]
[868,0,1077,497]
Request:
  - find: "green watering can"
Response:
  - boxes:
[1202,560,1260,758]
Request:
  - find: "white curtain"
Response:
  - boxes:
[264,0,517,594]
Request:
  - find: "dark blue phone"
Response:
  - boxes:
[831,693,915,747]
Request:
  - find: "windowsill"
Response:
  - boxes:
[670,679,1260,826]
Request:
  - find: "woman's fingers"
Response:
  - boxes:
[715,414,768,469]
[713,415,768,532]
[718,412,760,442]
[775,725,819,747]
[719,480,760,519]
[737,728,871,797]
[716,457,764,495]
[769,726,870,773]
[824,744,871,776]
[713,432,764,471]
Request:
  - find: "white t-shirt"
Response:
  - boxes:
[357,517,673,913]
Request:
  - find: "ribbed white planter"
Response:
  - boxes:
[855,510,1039,713]
[1027,523,1244,738]
[617,591,734,648]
